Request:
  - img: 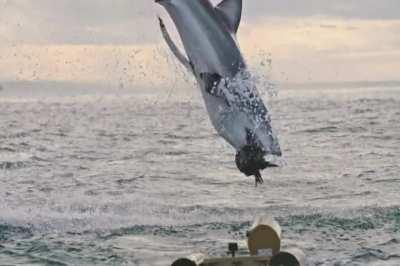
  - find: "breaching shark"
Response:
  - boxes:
[156,0,281,185]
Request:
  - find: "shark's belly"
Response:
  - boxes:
[200,85,282,156]
[200,89,248,150]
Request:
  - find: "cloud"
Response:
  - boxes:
[1,18,399,84]
[1,0,400,45]
[1,1,399,84]
[243,0,400,21]
[0,0,160,45]
[239,18,400,83]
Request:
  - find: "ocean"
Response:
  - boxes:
[0,84,399,265]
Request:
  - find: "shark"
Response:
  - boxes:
[156,0,281,185]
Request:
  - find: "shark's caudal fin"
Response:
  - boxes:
[215,0,242,33]
[158,17,193,72]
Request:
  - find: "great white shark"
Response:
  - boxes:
[156,0,281,185]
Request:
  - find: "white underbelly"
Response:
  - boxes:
[199,86,281,156]
[200,89,248,150]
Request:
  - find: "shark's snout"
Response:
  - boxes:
[235,145,277,177]
[235,144,279,186]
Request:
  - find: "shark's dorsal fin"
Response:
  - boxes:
[158,17,193,72]
[215,0,242,33]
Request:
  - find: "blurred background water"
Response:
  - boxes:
[0,84,399,265]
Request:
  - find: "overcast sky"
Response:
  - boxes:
[1,0,399,85]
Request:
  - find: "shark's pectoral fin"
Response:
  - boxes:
[199,72,223,96]
[158,17,193,72]
[216,0,242,33]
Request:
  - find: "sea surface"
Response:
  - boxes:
[0,84,399,265]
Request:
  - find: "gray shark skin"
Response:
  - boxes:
[156,0,281,185]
